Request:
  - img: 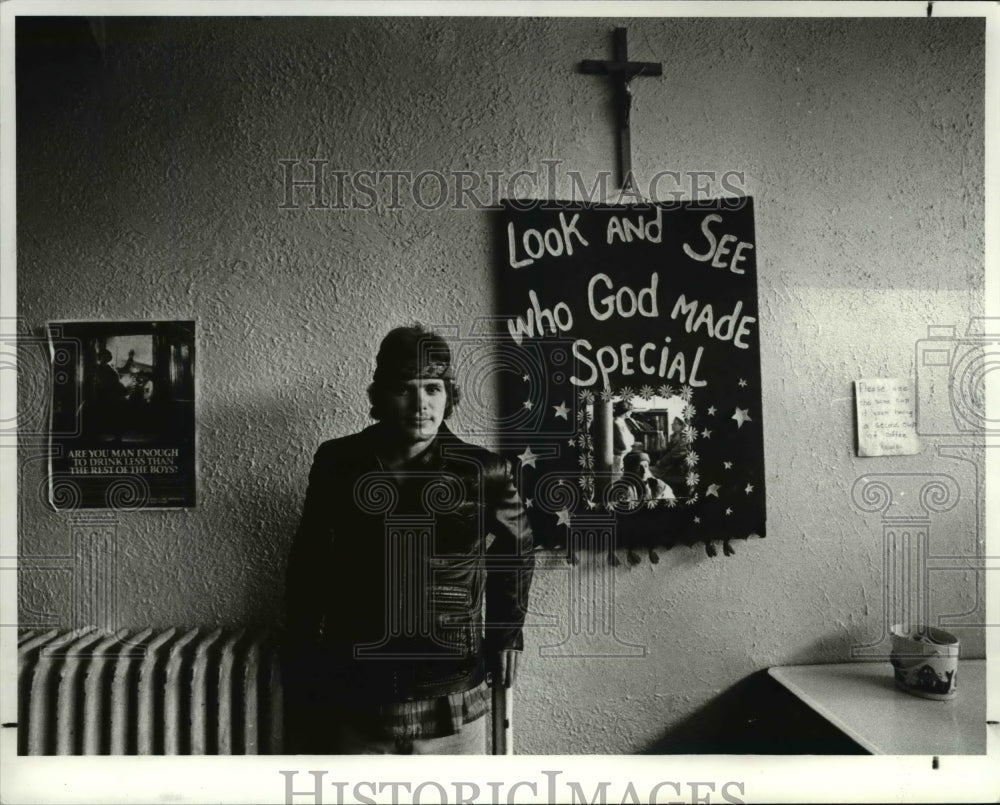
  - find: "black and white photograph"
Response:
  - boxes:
[1,3,996,804]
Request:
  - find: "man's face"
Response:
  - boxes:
[638,458,652,478]
[383,378,448,443]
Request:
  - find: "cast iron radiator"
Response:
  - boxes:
[17,627,283,755]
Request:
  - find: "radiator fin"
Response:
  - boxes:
[18,627,283,755]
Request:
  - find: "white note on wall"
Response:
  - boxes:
[855,378,921,457]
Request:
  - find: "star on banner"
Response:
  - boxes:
[517,446,538,468]
[556,508,571,527]
[523,399,534,411]
[738,378,747,387]
[553,401,569,419]
[525,498,533,508]
[706,484,720,497]
[732,407,751,428]
[723,461,733,470]
[725,507,733,516]
[707,406,717,416]
[701,429,712,439]
[522,374,530,381]
[694,516,701,524]
[745,483,754,494]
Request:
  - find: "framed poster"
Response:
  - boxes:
[495,200,765,553]
[47,320,196,509]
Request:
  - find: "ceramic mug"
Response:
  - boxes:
[889,624,959,700]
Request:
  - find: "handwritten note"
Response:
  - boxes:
[856,378,921,457]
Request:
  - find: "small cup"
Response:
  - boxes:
[889,624,959,700]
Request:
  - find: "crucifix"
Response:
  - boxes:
[579,28,662,192]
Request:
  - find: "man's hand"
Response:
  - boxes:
[496,649,520,687]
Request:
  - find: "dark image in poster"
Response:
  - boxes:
[495,199,765,553]
[47,320,196,509]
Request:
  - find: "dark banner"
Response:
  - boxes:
[48,320,196,509]
[495,200,765,551]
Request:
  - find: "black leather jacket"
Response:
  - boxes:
[284,423,534,705]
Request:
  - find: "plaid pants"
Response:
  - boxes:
[332,714,487,754]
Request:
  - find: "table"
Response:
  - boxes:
[767,660,986,755]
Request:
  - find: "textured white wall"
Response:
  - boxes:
[17,17,984,753]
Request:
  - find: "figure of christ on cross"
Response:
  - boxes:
[579,28,662,191]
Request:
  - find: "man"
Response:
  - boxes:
[653,416,690,493]
[91,348,127,441]
[283,324,534,754]
[623,450,675,503]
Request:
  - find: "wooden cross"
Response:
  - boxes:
[579,28,662,191]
